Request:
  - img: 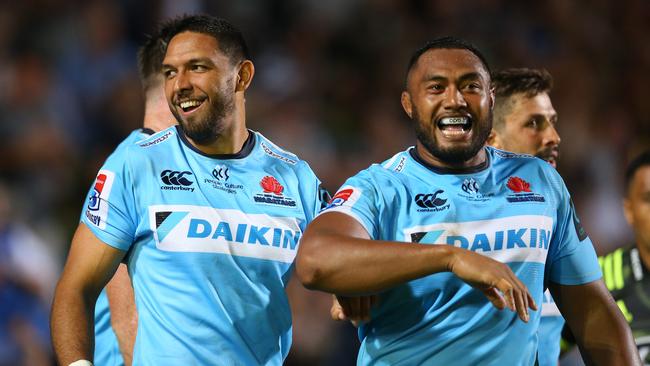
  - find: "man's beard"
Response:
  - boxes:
[174,89,235,145]
[413,106,492,165]
[535,146,559,162]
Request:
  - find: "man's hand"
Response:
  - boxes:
[447,248,537,322]
[330,294,379,327]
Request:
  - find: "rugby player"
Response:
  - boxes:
[297,37,639,365]
[52,15,324,365]
[568,151,650,364]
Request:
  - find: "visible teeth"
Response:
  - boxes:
[439,117,468,125]
[180,100,202,109]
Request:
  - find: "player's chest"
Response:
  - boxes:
[395,174,555,225]
[135,160,304,216]
[391,175,556,258]
[615,273,650,333]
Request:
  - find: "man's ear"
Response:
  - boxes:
[236,60,255,92]
[401,91,413,119]
[489,86,495,109]
[623,198,634,227]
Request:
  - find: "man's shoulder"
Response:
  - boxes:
[488,147,563,188]
[488,147,548,169]
[102,127,180,176]
[253,131,318,178]
[132,126,178,150]
[120,127,179,163]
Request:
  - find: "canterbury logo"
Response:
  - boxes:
[415,190,447,208]
[160,170,194,186]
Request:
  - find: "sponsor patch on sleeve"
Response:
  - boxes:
[323,186,361,210]
[85,170,116,229]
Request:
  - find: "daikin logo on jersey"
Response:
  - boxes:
[406,215,553,263]
[150,205,302,263]
[85,170,115,229]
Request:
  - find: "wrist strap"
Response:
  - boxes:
[69,360,93,366]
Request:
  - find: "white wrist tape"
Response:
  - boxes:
[69,360,93,366]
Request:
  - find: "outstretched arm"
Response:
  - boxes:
[296,212,536,322]
[106,264,137,366]
[51,223,125,365]
[550,280,640,366]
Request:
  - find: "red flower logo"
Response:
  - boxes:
[507,177,531,193]
[261,176,284,195]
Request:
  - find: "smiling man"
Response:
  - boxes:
[488,68,560,168]
[296,37,639,365]
[51,15,325,366]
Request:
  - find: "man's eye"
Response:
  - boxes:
[192,65,207,71]
[428,85,444,93]
[163,70,176,78]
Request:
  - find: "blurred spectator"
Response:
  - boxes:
[0,182,57,365]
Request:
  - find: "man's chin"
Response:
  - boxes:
[536,155,558,169]
[427,145,482,164]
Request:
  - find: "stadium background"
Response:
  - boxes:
[0,0,648,365]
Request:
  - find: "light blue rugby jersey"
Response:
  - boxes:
[323,146,601,366]
[80,125,324,365]
[84,129,153,366]
[538,290,564,366]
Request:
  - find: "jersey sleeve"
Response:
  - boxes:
[319,169,382,239]
[546,177,602,285]
[79,144,138,251]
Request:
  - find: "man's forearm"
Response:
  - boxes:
[51,284,96,365]
[297,230,455,294]
[551,281,641,366]
[577,312,639,365]
[51,223,126,365]
[578,303,639,366]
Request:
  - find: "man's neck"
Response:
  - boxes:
[415,141,487,171]
[185,124,249,156]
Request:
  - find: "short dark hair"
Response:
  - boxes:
[137,31,166,92]
[406,36,491,86]
[492,68,553,130]
[159,14,250,64]
[492,68,553,99]
[625,150,650,194]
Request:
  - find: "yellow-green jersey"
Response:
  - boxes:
[600,246,650,363]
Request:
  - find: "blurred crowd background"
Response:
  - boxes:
[0,0,648,365]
